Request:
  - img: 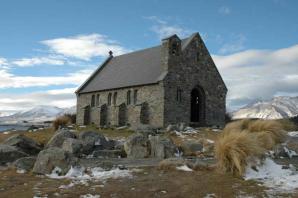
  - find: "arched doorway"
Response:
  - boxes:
[190,87,205,124]
[118,103,127,126]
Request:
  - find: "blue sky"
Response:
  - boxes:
[0,0,298,114]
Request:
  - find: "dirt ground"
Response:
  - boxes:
[1,166,285,198]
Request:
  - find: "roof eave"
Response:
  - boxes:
[75,56,113,94]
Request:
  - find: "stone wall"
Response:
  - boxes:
[162,34,227,127]
[76,83,165,129]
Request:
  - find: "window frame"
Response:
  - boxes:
[107,93,112,106]
[133,89,138,104]
[113,92,117,106]
[127,90,131,105]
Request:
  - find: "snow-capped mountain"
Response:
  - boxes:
[0,105,76,124]
[232,96,298,119]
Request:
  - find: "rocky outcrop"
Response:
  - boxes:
[33,147,77,175]
[46,129,77,148]
[14,156,36,171]
[62,138,84,157]
[149,136,176,159]
[124,133,150,158]
[0,144,28,165]
[124,134,176,159]
[180,140,203,156]
[3,134,42,155]
[78,131,114,154]
[92,150,126,158]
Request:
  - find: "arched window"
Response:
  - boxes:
[107,93,112,106]
[96,94,100,106]
[133,90,138,104]
[91,95,95,107]
[176,88,182,103]
[113,92,117,105]
[127,90,131,105]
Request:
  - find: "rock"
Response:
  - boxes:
[92,150,126,158]
[0,144,28,165]
[124,133,150,158]
[3,134,42,155]
[285,137,298,153]
[273,144,288,158]
[62,138,84,157]
[78,131,113,154]
[46,129,77,148]
[178,123,186,131]
[135,124,157,135]
[158,158,187,170]
[166,124,177,132]
[14,157,36,171]
[180,141,203,156]
[33,147,77,175]
[149,136,176,158]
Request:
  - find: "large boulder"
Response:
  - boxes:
[62,138,84,157]
[46,129,77,148]
[78,131,113,154]
[4,134,42,155]
[124,133,150,158]
[33,147,77,175]
[14,156,36,171]
[0,144,28,165]
[149,136,176,159]
[180,140,203,156]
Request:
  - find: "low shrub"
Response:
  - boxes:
[52,115,71,130]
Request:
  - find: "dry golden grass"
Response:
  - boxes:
[52,115,71,130]
[215,131,265,176]
[215,119,287,176]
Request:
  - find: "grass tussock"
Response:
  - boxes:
[215,119,286,176]
[52,115,72,130]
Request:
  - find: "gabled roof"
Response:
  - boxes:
[77,35,193,94]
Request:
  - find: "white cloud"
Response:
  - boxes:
[41,34,129,60]
[0,69,92,89]
[12,56,65,67]
[219,34,246,54]
[213,44,298,110]
[218,6,231,15]
[0,88,77,113]
[145,16,191,39]
[0,57,7,66]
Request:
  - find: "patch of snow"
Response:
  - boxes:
[203,193,217,198]
[80,194,100,198]
[206,139,214,144]
[94,140,101,146]
[59,182,75,189]
[46,166,133,186]
[288,131,298,137]
[174,148,183,157]
[47,167,63,179]
[244,158,298,193]
[176,165,193,172]
[16,169,26,174]
[3,131,10,134]
[284,147,298,158]
[212,129,220,132]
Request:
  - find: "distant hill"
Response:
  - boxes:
[232,96,298,120]
[0,105,76,124]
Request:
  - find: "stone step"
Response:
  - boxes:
[92,149,126,158]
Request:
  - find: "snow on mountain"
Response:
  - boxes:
[232,96,298,119]
[0,105,76,124]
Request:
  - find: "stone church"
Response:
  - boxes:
[76,32,227,129]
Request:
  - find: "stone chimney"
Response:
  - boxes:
[161,34,181,72]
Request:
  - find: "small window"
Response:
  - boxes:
[127,90,131,105]
[176,89,182,103]
[133,90,138,104]
[91,95,95,107]
[196,51,200,62]
[172,43,178,55]
[113,92,117,105]
[96,94,100,106]
[108,93,112,106]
